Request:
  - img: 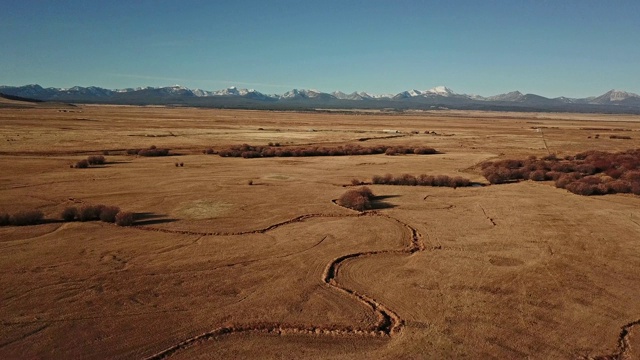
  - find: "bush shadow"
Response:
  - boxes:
[133,212,177,225]
[370,195,398,210]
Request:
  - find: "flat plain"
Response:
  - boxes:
[1,102,640,359]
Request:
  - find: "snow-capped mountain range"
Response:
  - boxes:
[2,84,640,113]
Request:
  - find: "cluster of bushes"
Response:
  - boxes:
[337,187,375,212]
[127,145,170,157]
[218,144,438,158]
[610,135,632,140]
[384,146,437,155]
[481,149,640,196]
[72,155,106,169]
[0,210,44,226]
[203,148,215,154]
[174,162,184,167]
[0,205,137,227]
[370,174,472,188]
[61,204,135,226]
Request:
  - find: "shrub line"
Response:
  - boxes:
[481,149,640,196]
[217,144,438,158]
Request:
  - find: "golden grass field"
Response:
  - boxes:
[1,101,640,359]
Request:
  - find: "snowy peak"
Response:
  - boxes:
[393,86,456,99]
[589,89,640,106]
[211,86,273,100]
[155,85,194,96]
[191,88,214,97]
[425,86,455,96]
[331,91,375,100]
[213,86,241,96]
[486,91,524,102]
[594,89,640,103]
[281,89,331,99]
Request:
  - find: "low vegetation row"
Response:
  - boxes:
[369,174,473,188]
[217,144,437,158]
[72,155,106,169]
[610,135,632,140]
[0,210,44,226]
[481,149,640,196]
[126,145,170,157]
[337,187,375,211]
[0,204,135,227]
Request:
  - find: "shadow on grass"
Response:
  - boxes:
[133,212,177,225]
[331,196,397,211]
[372,194,401,200]
[369,200,397,210]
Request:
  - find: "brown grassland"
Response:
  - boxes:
[1,101,640,359]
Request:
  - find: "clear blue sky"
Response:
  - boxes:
[2,0,639,97]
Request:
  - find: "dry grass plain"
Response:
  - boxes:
[1,102,640,359]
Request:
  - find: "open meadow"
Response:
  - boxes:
[1,102,640,359]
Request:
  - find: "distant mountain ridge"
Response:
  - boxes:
[1,84,640,113]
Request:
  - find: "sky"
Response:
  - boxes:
[1,0,639,98]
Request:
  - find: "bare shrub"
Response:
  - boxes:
[565,181,595,196]
[247,179,253,185]
[351,178,362,186]
[413,147,437,155]
[545,171,563,181]
[529,170,547,181]
[555,173,577,189]
[356,186,374,199]
[397,174,417,186]
[179,162,184,167]
[482,166,514,184]
[417,174,434,186]
[75,159,89,169]
[449,176,471,187]
[87,155,106,165]
[607,180,631,194]
[605,168,623,179]
[11,210,44,226]
[623,170,640,183]
[337,187,375,211]
[428,175,445,187]
[99,206,120,223]
[138,148,169,157]
[115,211,135,226]
[78,205,101,222]
[61,207,78,222]
[204,148,215,154]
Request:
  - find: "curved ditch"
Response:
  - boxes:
[142,210,425,360]
[591,319,640,360]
